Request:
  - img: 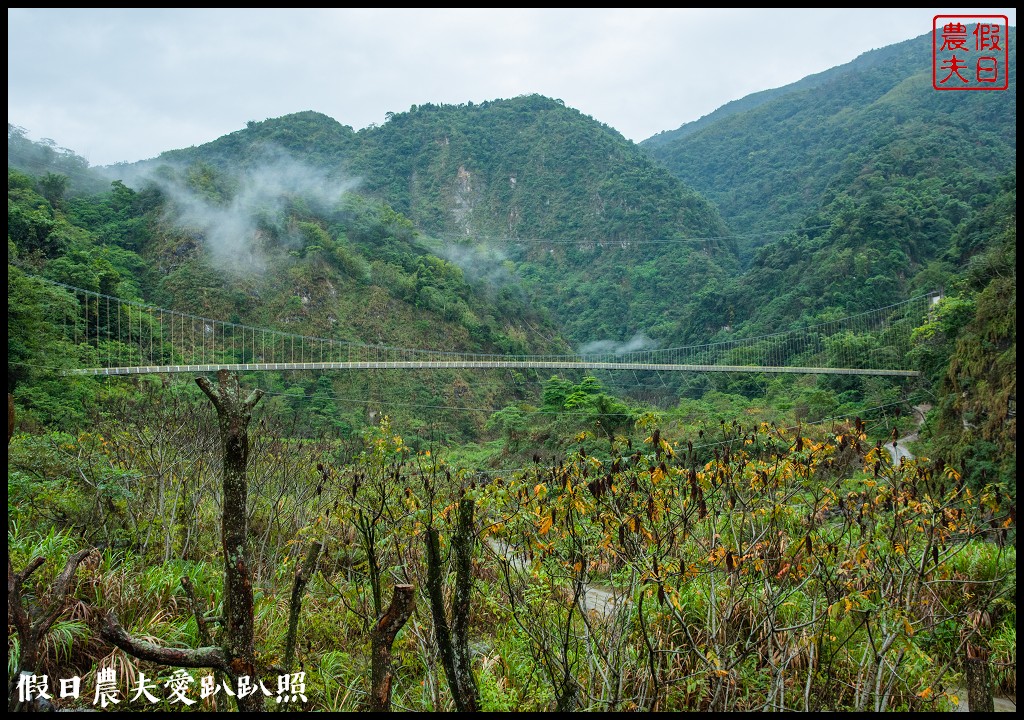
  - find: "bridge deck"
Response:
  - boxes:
[69,361,920,377]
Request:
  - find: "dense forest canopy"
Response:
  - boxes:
[642,29,1017,258]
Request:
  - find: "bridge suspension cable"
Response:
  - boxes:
[35,277,936,377]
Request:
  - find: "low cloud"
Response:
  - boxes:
[121,148,359,274]
[431,239,522,297]
[578,332,659,357]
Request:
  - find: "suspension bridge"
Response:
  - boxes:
[42,279,935,378]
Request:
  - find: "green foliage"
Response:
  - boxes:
[477,659,519,711]
[6,373,1015,711]
[485,404,529,449]
[314,650,364,711]
[7,522,93,680]
[640,29,1014,422]
[38,172,68,208]
[157,111,357,171]
[134,94,740,373]
[917,175,1015,491]
[534,375,635,444]
[541,375,575,411]
[8,129,565,443]
[908,295,976,382]
[8,168,57,255]
[7,267,104,428]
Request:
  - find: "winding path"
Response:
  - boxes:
[884,404,929,466]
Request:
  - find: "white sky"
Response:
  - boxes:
[8,8,1017,167]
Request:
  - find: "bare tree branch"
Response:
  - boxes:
[101,611,227,669]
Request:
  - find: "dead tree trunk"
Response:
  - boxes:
[965,644,994,713]
[450,496,478,706]
[367,584,416,712]
[195,370,264,712]
[9,549,97,712]
[425,496,480,712]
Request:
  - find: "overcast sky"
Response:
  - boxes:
[8,8,1017,167]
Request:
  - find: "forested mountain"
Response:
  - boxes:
[643,32,951,149]
[349,96,738,347]
[128,96,739,351]
[6,29,1015,713]
[7,125,110,195]
[636,28,1015,489]
[8,28,1016,479]
[642,29,1017,255]
[152,110,359,171]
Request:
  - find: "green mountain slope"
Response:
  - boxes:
[153,110,358,171]
[643,34,936,149]
[8,138,565,445]
[119,97,737,350]
[641,30,1015,488]
[346,95,738,348]
[643,30,1016,256]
